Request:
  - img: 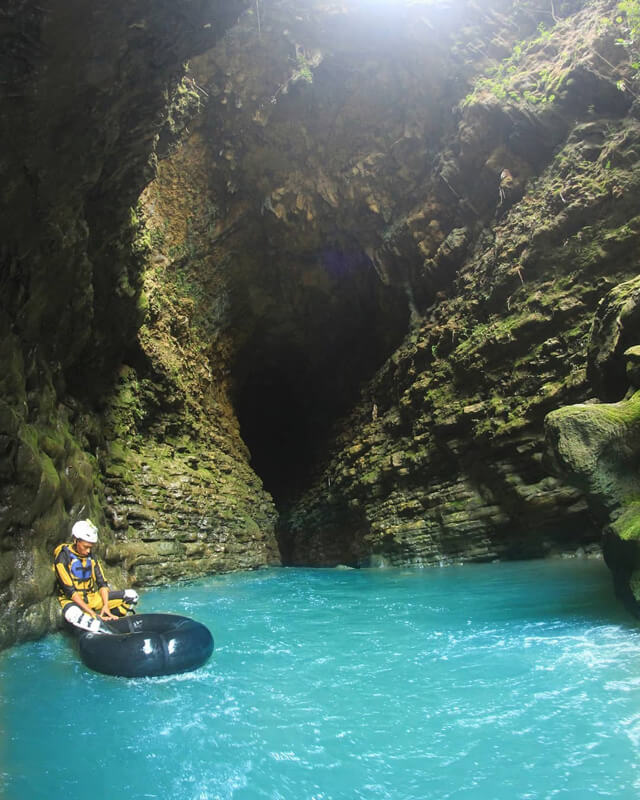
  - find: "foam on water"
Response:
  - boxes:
[1,559,640,799]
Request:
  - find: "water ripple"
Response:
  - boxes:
[1,560,639,799]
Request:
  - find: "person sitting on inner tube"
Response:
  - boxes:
[53,519,139,634]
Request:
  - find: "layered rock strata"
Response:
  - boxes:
[4,0,640,649]
[274,0,640,566]
[0,0,279,649]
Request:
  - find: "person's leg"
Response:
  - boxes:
[62,601,104,633]
[106,589,139,617]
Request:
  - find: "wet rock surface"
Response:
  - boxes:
[0,0,274,648]
[273,0,640,568]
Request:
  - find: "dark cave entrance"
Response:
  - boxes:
[232,248,409,511]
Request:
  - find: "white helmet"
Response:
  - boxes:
[72,519,99,543]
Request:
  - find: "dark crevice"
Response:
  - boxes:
[232,249,409,508]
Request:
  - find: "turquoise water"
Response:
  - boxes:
[1,560,640,799]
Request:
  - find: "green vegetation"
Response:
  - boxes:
[295,50,314,84]
[463,3,640,109]
[165,78,201,139]
[618,0,640,43]
[129,201,154,256]
[611,501,640,540]
[613,1,640,96]
[269,46,321,104]
[462,23,565,107]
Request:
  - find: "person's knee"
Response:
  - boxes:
[63,604,83,625]
[123,589,139,605]
[63,605,102,632]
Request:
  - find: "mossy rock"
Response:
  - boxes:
[587,275,640,401]
[0,400,22,437]
[545,390,640,510]
[624,345,640,390]
[610,501,640,542]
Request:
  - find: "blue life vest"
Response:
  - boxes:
[60,545,95,587]
[68,553,93,581]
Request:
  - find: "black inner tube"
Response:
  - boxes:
[103,615,190,635]
[76,613,214,678]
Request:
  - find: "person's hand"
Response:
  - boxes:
[100,608,117,621]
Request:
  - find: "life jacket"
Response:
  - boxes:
[53,543,98,599]
[68,550,94,582]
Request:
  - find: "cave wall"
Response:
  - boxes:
[152,0,639,569]
[0,0,279,649]
[5,0,640,649]
[281,0,640,566]
[140,0,563,516]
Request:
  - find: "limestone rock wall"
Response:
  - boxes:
[0,0,280,650]
[134,0,640,574]
[274,0,640,565]
[4,0,640,649]
[98,171,281,585]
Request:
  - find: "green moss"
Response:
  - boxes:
[34,452,61,516]
[451,311,549,366]
[165,78,202,137]
[38,429,67,461]
[549,389,640,429]
[103,461,134,481]
[136,290,150,320]
[461,21,566,108]
[107,440,128,463]
[363,469,382,485]
[611,501,640,540]
[104,367,147,439]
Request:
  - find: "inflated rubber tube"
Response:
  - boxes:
[77,613,214,678]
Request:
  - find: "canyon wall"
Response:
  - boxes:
[280,2,640,577]
[4,0,640,647]
[0,0,279,649]
[170,0,639,575]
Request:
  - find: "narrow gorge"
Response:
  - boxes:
[3,0,640,648]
